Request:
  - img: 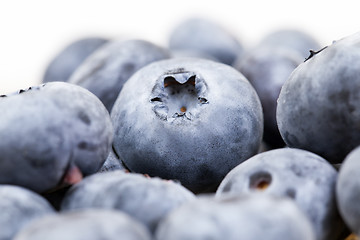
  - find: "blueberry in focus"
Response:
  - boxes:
[336,146,360,235]
[110,57,263,193]
[68,39,171,112]
[13,209,152,240]
[0,185,55,240]
[155,193,316,240]
[216,148,343,240]
[258,29,321,59]
[235,46,303,148]
[43,37,108,83]
[277,31,360,164]
[61,171,196,232]
[168,17,244,65]
[0,82,113,193]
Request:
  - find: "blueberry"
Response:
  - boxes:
[0,82,113,192]
[110,57,263,193]
[68,39,171,112]
[258,29,321,59]
[216,148,343,240]
[277,32,360,163]
[0,185,55,240]
[43,37,108,83]
[155,193,315,240]
[13,209,152,240]
[61,171,196,232]
[98,147,128,173]
[170,49,219,62]
[336,146,360,235]
[235,46,303,148]
[168,17,244,65]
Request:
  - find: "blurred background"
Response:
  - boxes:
[0,0,358,94]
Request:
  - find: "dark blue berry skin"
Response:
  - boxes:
[99,148,127,173]
[155,193,315,240]
[0,82,113,193]
[110,57,263,193]
[235,46,303,148]
[277,32,360,164]
[0,185,55,240]
[61,171,196,232]
[258,29,321,59]
[68,39,171,112]
[13,209,152,240]
[336,146,360,235]
[43,37,108,83]
[216,148,343,240]
[168,18,243,65]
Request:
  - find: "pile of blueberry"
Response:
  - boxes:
[1,17,360,240]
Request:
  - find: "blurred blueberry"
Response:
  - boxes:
[0,185,55,240]
[168,17,244,65]
[170,49,219,62]
[337,146,360,235]
[0,82,113,193]
[68,39,171,112]
[216,148,343,240]
[277,31,360,164]
[61,171,196,232]
[13,209,151,240]
[43,37,108,83]
[258,29,321,59]
[155,193,315,240]
[110,57,263,193]
[235,46,303,148]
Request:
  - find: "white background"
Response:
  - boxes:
[0,0,358,94]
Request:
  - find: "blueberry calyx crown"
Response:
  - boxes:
[150,70,208,122]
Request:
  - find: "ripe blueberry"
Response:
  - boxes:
[110,57,263,193]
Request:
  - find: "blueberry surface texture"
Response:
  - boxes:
[110,57,264,193]
[258,29,321,59]
[13,209,152,240]
[61,171,196,232]
[0,82,113,193]
[155,193,316,240]
[168,17,244,65]
[235,45,303,148]
[277,31,360,164]
[43,37,108,83]
[216,148,343,240]
[0,185,55,240]
[68,39,171,112]
[336,146,360,236]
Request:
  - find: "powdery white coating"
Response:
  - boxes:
[69,39,171,111]
[0,82,113,192]
[111,57,263,193]
[61,171,196,232]
[43,37,108,83]
[236,46,303,148]
[43,82,114,176]
[155,193,315,240]
[216,148,342,240]
[13,209,151,240]
[0,185,55,240]
[336,146,360,235]
[277,31,360,164]
[168,17,243,65]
